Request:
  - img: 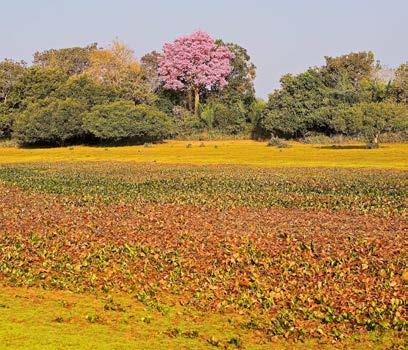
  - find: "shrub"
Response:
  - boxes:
[211,102,246,134]
[83,100,174,143]
[249,99,268,139]
[13,98,87,146]
[300,133,334,144]
[172,106,204,136]
[267,136,291,148]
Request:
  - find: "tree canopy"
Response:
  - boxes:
[0,33,407,147]
[33,44,97,75]
[158,31,234,114]
[260,51,408,144]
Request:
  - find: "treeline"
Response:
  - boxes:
[0,41,177,146]
[0,33,407,147]
[258,52,408,147]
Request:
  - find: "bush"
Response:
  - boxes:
[172,106,204,136]
[267,136,291,148]
[249,99,268,139]
[211,102,246,134]
[83,100,174,143]
[13,98,87,146]
[378,131,408,143]
[133,104,175,142]
[300,133,334,144]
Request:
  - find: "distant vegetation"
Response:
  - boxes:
[0,32,407,147]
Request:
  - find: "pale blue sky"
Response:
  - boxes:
[1,0,407,98]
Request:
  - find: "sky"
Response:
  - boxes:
[1,0,407,98]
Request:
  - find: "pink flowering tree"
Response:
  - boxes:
[158,31,234,114]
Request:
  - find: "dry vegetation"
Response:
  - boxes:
[0,158,407,348]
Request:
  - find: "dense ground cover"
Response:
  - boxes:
[1,141,408,169]
[0,287,403,350]
[0,159,407,349]
[0,162,406,214]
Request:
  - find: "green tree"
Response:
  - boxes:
[260,51,382,139]
[0,59,26,104]
[83,100,174,142]
[7,67,68,110]
[13,98,87,145]
[212,41,256,107]
[323,51,376,87]
[0,104,14,139]
[261,68,331,138]
[54,74,119,107]
[212,102,246,134]
[331,102,408,148]
[392,63,408,104]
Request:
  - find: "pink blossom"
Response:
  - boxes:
[158,31,234,92]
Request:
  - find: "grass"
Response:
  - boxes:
[0,140,407,169]
[0,287,404,350]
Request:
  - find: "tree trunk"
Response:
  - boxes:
[367,134,380,149]
[187,89,193,112]
[194,88,200,115]
[373,134,380,148]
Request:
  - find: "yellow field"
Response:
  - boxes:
[0,140,407,169]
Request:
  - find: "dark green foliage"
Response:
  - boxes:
[7,67,68,110]
[260,51,408,141]
[213,41,256,107]
[201,41,257,136]
[13,98,87,145]
[248,99,267,139]
[83,100,174,142]
[0,104,14,139]
[201,102,246,134]
[171,106,204,136]
[331,102,408,147]
[0,45,407,145]
[54,75,119,107]
[132,104,175,141]
[261,68,332,138]
[359,78,389,103]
